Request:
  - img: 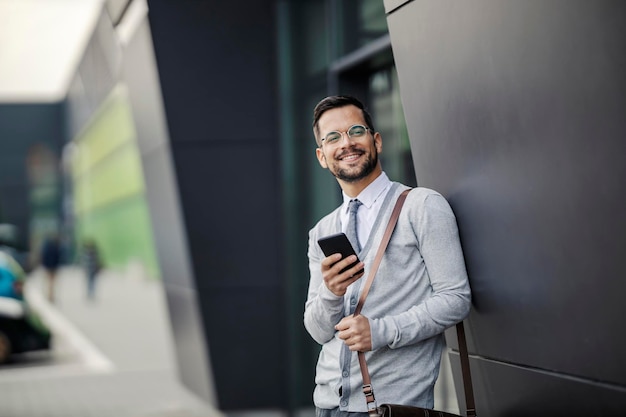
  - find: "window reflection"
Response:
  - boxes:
[370,68,417,187]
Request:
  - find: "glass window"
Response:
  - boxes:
[302,2,329,76]
[369,67,417,187]
[336,0,388,57]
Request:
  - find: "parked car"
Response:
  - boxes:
[0,248,51,363]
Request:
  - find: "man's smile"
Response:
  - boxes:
[337,150,364,162]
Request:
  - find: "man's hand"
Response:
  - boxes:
[321,254,364,296]
[335,314,372,352]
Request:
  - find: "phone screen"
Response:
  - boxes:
[317,232,361,274]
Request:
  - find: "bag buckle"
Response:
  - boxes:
[363,384,379,415]
[367,409,383,417]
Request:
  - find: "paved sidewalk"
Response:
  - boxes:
[0,266,223,417]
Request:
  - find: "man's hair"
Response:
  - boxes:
[312,95,375,146]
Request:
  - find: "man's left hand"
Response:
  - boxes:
[335,314,372,352]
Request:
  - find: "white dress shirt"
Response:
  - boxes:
[340,171,393,251]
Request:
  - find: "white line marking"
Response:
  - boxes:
[24,280,115,373]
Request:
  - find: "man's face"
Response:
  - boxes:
[315,105,382,183]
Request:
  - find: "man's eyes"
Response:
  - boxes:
[325,132,342,142]
[348,126,366,136]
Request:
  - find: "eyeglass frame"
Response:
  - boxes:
[319,124,373,147]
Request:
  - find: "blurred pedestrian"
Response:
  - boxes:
[81,239,102,300]
[40,234,61,302]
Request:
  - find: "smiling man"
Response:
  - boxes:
[304,95,472,416]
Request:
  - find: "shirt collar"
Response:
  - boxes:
[342,171,392,212]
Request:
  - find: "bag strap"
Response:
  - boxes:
[354,189,409,415]
[456,321,477,417]
[353,189,410,317]
[354,189,476,417]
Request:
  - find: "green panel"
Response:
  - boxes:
[70,85,160,279]
[74,143,145,214]
[72,89,135,178]
[75,194,160,279]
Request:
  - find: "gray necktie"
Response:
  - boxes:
[346,199,363,252]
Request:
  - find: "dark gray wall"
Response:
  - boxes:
[0,103,64,255]
[385,0,626,415]
[145,0,287,410]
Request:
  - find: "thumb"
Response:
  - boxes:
[334,315,354,331]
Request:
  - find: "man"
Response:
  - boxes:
[304,95,471,415]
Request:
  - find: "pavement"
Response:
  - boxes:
[0,265,224,417]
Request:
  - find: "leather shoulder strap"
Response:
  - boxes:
[353,189,410,317]
[355,189,409,415]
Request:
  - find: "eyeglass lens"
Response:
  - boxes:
[324,125,368,144]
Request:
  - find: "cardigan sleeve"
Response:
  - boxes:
[369,191,472,350]
[303,228,346,345]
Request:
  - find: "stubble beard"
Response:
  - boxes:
[331,147,379,183]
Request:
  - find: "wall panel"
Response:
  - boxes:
[387,0,626,413]
[146,0,286,410]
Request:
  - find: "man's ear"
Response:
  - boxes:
[316,147,328,168]
[374,132,383,154]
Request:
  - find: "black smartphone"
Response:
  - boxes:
[317,232,362,274]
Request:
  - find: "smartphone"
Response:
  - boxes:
[317,232,362,274]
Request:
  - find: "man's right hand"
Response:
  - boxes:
[321,254,364,296]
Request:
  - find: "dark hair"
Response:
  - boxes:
[312,95,375,145]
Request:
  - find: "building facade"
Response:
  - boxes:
[1,0,624,415]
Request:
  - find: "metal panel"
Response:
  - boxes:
[387,0,626,412]
[383,0,411,14]
[146,0,287,410]
[121,16,217,395]
[448,353,626,417]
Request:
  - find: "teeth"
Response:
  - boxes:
[342,154,360,161]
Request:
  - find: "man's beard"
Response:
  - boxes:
[331,148,378,183]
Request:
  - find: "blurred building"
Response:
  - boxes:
[0,0,624,416]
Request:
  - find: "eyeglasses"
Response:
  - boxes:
[321,124,371,146]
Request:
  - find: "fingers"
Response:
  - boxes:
[335,315,372,352]
[320,253,343,269]
[334,314,353,331]
[322,254,364,296]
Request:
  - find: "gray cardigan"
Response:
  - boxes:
[304,183,471,411]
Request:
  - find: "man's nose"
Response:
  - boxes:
[338,132,355,147]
